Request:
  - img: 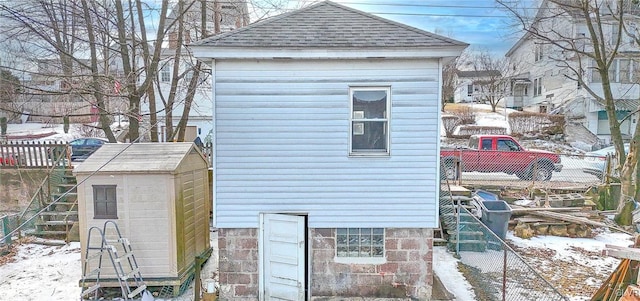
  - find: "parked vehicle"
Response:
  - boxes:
[440,134,563,181]
[69,137,109,161]
[1,155,16,166]
[582,144,629,180]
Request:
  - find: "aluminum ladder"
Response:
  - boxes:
[80,220,147,300]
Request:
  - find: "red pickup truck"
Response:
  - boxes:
[440,134,562,181]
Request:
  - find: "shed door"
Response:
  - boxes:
[261,213,306,300]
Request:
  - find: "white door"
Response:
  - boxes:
[261,213,306,300]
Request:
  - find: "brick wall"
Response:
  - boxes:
[217,228,259,300]
[217,227,433,300]
[311,228,433,299]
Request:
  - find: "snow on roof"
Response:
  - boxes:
[73,142,202,174]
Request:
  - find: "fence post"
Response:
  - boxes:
[2,216,11,245]
[503,248,507,301]
[456,201,460,256]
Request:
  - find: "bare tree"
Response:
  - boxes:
[467,51,511,113]
[498,0,640,224]
[441,57,459,112]
[0,69,21,121]
[0,1,117,138]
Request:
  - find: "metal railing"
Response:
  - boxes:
[1,213,18,246]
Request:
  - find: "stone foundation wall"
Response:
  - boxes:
[311,228,433,299]
[217,227,433,300]
[217,228,259,301]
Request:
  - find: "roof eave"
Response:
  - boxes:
[191,45,468,60]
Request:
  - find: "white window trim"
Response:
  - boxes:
[348,86,391,157]
[533,78,542,97]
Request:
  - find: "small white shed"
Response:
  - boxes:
[73,142,211,292]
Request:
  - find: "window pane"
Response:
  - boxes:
[620,59,631,83]
[351,121,387,151]
[353,91,386,118]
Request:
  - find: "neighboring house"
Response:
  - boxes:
[504,0,639,143]
[190,1,467,300]
[453,70,502,104]
[14,58,124,124]
[74,143,211,293]
[145,0,249,143]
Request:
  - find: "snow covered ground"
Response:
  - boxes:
[0,231,631,301]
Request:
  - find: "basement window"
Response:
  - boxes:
[93,185,117,219]
[336,228,384,258]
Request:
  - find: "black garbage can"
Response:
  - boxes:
[479,200,512,240]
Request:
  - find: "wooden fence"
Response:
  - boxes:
[0,141,71,169]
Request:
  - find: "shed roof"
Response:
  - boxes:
[191,1,467,49]
[73,142,204,174]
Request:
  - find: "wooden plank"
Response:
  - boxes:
[511,206,584,214]
[603,245,640,261]
[527,211,631,234]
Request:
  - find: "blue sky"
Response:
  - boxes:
[328,0,526,55]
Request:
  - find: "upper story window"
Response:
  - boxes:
[534,43,544,62]
[161,65,171,82]
[611,24,620,45]
[533,78,542,96]
[592,59,637,83]
[350,87,390,156]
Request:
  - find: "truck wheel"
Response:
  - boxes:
[441,161,459,180]
[515,172,530,180]
[531,165,553,181]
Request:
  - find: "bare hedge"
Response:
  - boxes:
[508,112,565,136]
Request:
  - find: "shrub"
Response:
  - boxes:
[442,115,460,138]
[0,117,6,135]
[63,116,70,134]
[457,125,507,137]
[456,106,476,125]
[508,112,565,136]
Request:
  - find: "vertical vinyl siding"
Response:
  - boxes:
[215,59,440,228]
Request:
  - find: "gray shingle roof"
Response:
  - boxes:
[193,1,467,48]
[456,70,502,78]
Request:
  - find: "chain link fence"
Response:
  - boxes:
[441,151,616,190]
[446,199,568,301]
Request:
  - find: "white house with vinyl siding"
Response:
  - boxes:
[190,1,467,300]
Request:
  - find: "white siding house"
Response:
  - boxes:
[505,0,639,144]
[453,70,502,104]
[191,1,467,300]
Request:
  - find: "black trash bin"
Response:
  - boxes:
[479,200,512,240]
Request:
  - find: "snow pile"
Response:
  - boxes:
[0,241,82,300]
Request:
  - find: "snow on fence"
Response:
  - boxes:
[0,141,71,169]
